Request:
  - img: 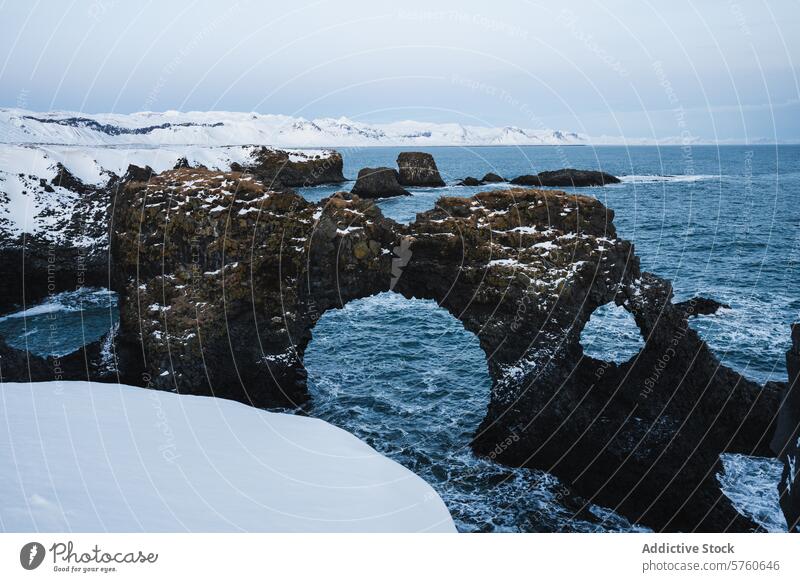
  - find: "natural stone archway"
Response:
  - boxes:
[110,168,790,532]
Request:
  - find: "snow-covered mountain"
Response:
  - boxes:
[0,108,587,147]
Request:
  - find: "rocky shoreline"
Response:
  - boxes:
[458,169,620,188]
[0,148,797,532]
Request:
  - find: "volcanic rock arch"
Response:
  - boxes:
[110,167,787,532]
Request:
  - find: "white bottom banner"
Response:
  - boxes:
[1,533,797,581]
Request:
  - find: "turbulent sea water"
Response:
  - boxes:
[3,145,797,531]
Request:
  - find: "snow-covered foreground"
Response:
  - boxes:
[0,381,455,532]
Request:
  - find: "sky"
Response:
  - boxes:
[1,0,798,141]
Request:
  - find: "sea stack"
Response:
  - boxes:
[351,167,410,198]
[396,152,446,187]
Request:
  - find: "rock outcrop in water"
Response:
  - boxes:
[457,177,482,186]
[396,152,446,187]
[458,173,508,187]
[511,168,620,187]
[351,167,410,198]
[105,169,792,532]
[674,296,731,317]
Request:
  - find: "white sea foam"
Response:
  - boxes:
[618,174,721,184]
[718,453,787,532]
[0,287,117,321]
[0,302,73,321]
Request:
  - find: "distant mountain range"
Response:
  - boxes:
[0,108,587,147]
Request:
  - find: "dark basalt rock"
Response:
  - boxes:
[351,167,410,198]
[511,168,621,187]
[481,172,505,183]
[457,177,482,186]
[0,331,119,384]
[772,324,800,532]
[51,163,91,194]
[675,296,731,317]
[458,173,505,186]
[23,115,224,136]
[108,171,791,532]
[396,152,445,187]
[121,163,156,183]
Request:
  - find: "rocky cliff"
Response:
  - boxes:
[0,144,344,314]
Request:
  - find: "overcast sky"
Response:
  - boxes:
[1,0,798,141]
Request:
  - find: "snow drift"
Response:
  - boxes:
[0,381,455,532]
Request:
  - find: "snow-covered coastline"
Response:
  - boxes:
[4,108,789,148]
[0,381,455,532]
[1,108,586,147]
[0,143,335,241]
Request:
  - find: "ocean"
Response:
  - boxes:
[2,145,796,531]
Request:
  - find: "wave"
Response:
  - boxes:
[718,453,786,532]
[618,174,721,184]
[0,287,118,322]
[0,302,74,321]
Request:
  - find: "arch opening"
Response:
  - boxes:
[303,291,646,532]
[580,302,645,364]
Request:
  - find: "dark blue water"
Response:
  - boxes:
[2,146,794,531]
